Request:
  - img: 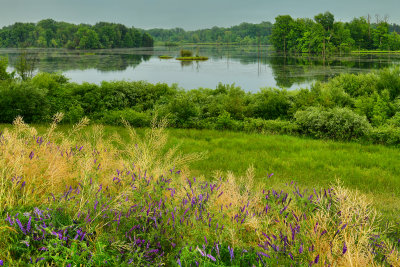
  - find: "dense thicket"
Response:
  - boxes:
[147,22,272,45]
[271,12,400,54]
[0,19,153,49]
[1,56,400,145]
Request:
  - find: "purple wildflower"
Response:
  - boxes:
[258,251,270,258]
[26,216,31,233]
[207,254,216,262]
[228,246,234,261]
[314,254,319,264]
[15,218,26,234]
[177,258,181,266]
[343,242,347,254]
[35,257,45,263]
[197,247,205,257]
[0,260,3,266]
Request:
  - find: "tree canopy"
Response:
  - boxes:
[0,19,153,49]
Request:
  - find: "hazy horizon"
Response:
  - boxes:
[0,0,399,30]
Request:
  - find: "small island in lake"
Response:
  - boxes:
[175,49,209,61]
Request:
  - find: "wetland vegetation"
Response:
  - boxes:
[1,12,400,266]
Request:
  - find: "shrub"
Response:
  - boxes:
[161,93,200,128]
[368,125,400,146]
[294,107,372,141]
[243,118,299,134]
[214,111,242,131]
[100,109,151,127]
[0,81,50,123]
[180,49,193,57]
[249,88,292,120]
[376,67,400,99]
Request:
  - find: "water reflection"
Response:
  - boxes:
[0,46,399,91]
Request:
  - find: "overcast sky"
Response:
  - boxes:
[0,0,399,30]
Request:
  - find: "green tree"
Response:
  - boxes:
[271,15,294,53]
[314,12,334,31]
[76,28,100,49]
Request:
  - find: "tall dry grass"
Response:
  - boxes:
[0,115,203,212]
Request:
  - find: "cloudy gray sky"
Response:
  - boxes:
[0,0,399,30]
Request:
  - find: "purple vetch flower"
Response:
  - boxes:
[288,252,294,260]
[268,173,274,178]
[38,247,48,251]
[343,242,347,254]
[204,236,207,244]
[197,247,205,257]
[314,254,319,264]
[15,218,26,234]
[26,216,31,233]
[215,243,220,257]
[0,260,3,266]
[207,254,216,262]
[66,264,71,267]
[35,257,45,263]
[177,258,181,266]
[314,222,318,233]
[299,243,303,254]
[29,151,34,160]
[228,246,234,261]
[258,251,270,258]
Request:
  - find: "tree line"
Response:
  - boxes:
[0,19,154,49]
[271,12,400,54]
[146,22,273,45]
[148,12,400,53]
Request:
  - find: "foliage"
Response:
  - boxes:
[0,65,400,146]
[147,21,272,45]
[180,49,193,57]
[294,107,372,141]
[0,19,153,49]
[271,12,400,54]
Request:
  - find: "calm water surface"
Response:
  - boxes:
[1,46,400,92]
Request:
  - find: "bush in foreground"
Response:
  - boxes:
[295,107,372,141]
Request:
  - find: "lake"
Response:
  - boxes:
[1,46,400,92]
